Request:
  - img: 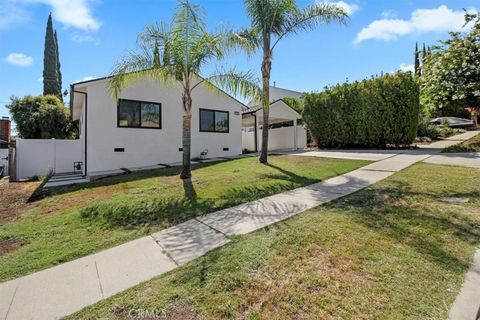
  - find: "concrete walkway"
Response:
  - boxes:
[0,131,479,320]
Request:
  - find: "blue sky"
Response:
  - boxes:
[1,0,477,127]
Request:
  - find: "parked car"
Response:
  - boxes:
[430,117,474,128]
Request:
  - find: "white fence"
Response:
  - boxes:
[242,125,307,152]
[16,139,83,179]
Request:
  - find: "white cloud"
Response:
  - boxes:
[381,9,398,19]
[355,5,474,43]
[71,33,94,43]
[322,1,360,15]
[399,63,414,73]
[20,0,101,31]
[0,1,31,29]
[3,53,33,67]
[73,76,95,83]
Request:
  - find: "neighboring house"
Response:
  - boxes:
[70,76,245,177]
[242,86,307,152]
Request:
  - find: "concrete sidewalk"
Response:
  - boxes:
[1,131,478,320]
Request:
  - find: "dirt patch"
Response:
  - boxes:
[0,180,41,225]
[0,237,21,256]
[112,304,198,319]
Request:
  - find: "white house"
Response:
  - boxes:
[13,80,308,180]
[242,86,307,152]
[70,76,246,177]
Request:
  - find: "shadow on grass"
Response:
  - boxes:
[38,161,226,201]
[325,181,480,272]
[78,159,328,229]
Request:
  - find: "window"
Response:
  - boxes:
[118,99,161,129]
[199,109,229,133]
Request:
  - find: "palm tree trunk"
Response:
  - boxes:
[259,49,272,164]
[180,91,192,181]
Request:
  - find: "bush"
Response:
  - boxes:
[7,95,77,139]
[302,72,420,148]
[418,119,466,140]
[443,144,477,153]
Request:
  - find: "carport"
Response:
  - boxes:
[241,99,306,152]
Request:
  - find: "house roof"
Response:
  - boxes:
[269,86,304,101]
[70,73,250,118]
[246,86,304,109]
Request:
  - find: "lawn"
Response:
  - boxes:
[443,132,480,153]
[0,155,368,282]
[67,163,480,320]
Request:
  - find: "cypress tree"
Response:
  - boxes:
[414,42,421,77]
[43,13,59,96]
[54,30,63,99]
[422,43,427,64]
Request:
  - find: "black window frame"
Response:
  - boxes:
[117,99,162,129]
[199,108,229,133]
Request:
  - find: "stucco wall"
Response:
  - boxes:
[83,79,243,174]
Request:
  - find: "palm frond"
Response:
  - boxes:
[272,2,348,49]
[109,46,176,98]
[228,27,261,55]
[193,69,261,102]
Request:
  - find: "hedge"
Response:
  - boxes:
[302,72,419,148]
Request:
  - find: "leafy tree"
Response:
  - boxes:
[421,13,480,121]
[422,43,427,63]
[109,0,259,189]
[236,0,347,163]
[7,95,77,139]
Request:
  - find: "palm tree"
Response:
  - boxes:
[109,1,259,191]
[238,0,348,163]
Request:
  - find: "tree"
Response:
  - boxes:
[236,0,348,163]
[54,30,63,99]
[422,43,427,62]
[153,40,160,67]
[7,95,76,139]
[109,0,259,191]
[414,42,421,77]
[43,14,59,96]
[421,12,480,121]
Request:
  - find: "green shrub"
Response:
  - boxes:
[302,72,420,148]
[418,120,466,140]
[443,144,477,153]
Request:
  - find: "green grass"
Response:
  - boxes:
[443,132,480,153]
[0,155,368,282]
[67,163,480,320]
